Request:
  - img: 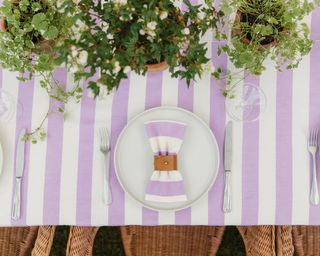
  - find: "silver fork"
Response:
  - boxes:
[308,129,319,205]
[99,127,112,204]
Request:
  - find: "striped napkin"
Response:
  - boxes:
[144,120,187,203]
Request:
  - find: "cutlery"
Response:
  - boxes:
[308,128,319,205]
[223,121,233,213]
[12,129,26,220]
[98,127,112,204]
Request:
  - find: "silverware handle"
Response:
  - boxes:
[12,178,21,220]
[102,153,112,205]
[223,171,232,213]
[311,153,319,205]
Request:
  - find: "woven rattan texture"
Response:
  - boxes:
[275,226,294,256]
[237,226,277,256]
[0,227,38,256]
[292,226,320,256]
[31,226,56,256]
[66,226,99,256]
[120,226,225,256]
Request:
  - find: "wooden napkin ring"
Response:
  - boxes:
[154,155,177,171]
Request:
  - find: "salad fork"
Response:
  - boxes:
[308,129,319,205]
[99,127,112,205]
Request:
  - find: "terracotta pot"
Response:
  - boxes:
[232,10,286,50]
[0,17,7,32]
[146,61,168,72]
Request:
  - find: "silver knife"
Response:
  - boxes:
[12,129,26,220]
[223,122,233,213]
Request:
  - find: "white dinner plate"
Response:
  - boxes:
[114,106,220,211]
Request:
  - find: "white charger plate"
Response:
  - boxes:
[114,107,220,211]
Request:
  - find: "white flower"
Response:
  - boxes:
[159,11,168,20]
[143,4,147,8]
[171,0,180,8]
[201,61,215,74]
[77,50,88,65]
[147,21,157,30]
[98,86,115,100]
[100,21,109,33]
[197,11,205,20]
[123,66,131,73]
[182,28,190,35]
[147,36,154,42]
[107,34,114,40]
[113,61,121,73]
[88,89,96,99]
[113,0,127,6]
[69,64,79,73]
[139,29,146,35]
[147,30,156,37]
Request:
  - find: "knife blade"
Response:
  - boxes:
[223,122,233,213]
[12,129,26,220]
[16,129,26,178]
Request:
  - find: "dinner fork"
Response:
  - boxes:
[99,127,112,205]
[309,129,319,205]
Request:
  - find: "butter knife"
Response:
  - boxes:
[12,129,26,220]
[223,122,233,213]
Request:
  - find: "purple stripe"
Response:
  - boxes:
[309,10,320,224]
[76,75,98,226]
[108,76,130,225]
[11,75,35,226]
[142,72,163,225]
[42,69,67,224]
[208,41,227,226]
[275,69,293,225]
[146,180,186,196]
[311,7,320,41]
[145,122,186,140]
[175,76,194,224]
[241,74,260,225]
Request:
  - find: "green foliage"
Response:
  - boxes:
[57,0,221,98]
[218,0,315,81]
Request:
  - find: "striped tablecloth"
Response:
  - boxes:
[0,6,320,227]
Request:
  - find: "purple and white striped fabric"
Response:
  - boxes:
[145,121,187,203]
[0,0,319,226]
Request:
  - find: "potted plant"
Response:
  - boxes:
[57,0,222,98]
[215,0,317,94]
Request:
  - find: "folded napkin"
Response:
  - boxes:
[144,120,187,203]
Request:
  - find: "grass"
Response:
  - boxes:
[50,226,245,255]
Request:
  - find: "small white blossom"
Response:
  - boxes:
[113,61,121,73]
[147,30,156,37]
[197,11,205,20]
[77,50,88,65]
[139,29,146,35]
[88,89,95,99]
[182,28,190,35]
[107,34,114,40]
[147,21,157,30]
[147,36,154,42]
[201,61,215,74]
[123,66,131,73]
[159,11,168,20]
[69,64,79,73]
[143,4,147,8]
[113,0,127,6]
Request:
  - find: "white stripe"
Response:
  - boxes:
[291,18,311,224]
[258,58,277,224]
[191,41,211,225]
[145,194,187,203]
[150,171,183,182]
[224,62,243,225]
[159,70,179,224]
[149,136,183,154]
[0,70,19,225]
[162,69,179,106]
[59,74,81,225]
[124,72,147,225]
[91,89,113,226]
[26,76,49,225]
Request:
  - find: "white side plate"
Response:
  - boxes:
[114,106,220,211]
